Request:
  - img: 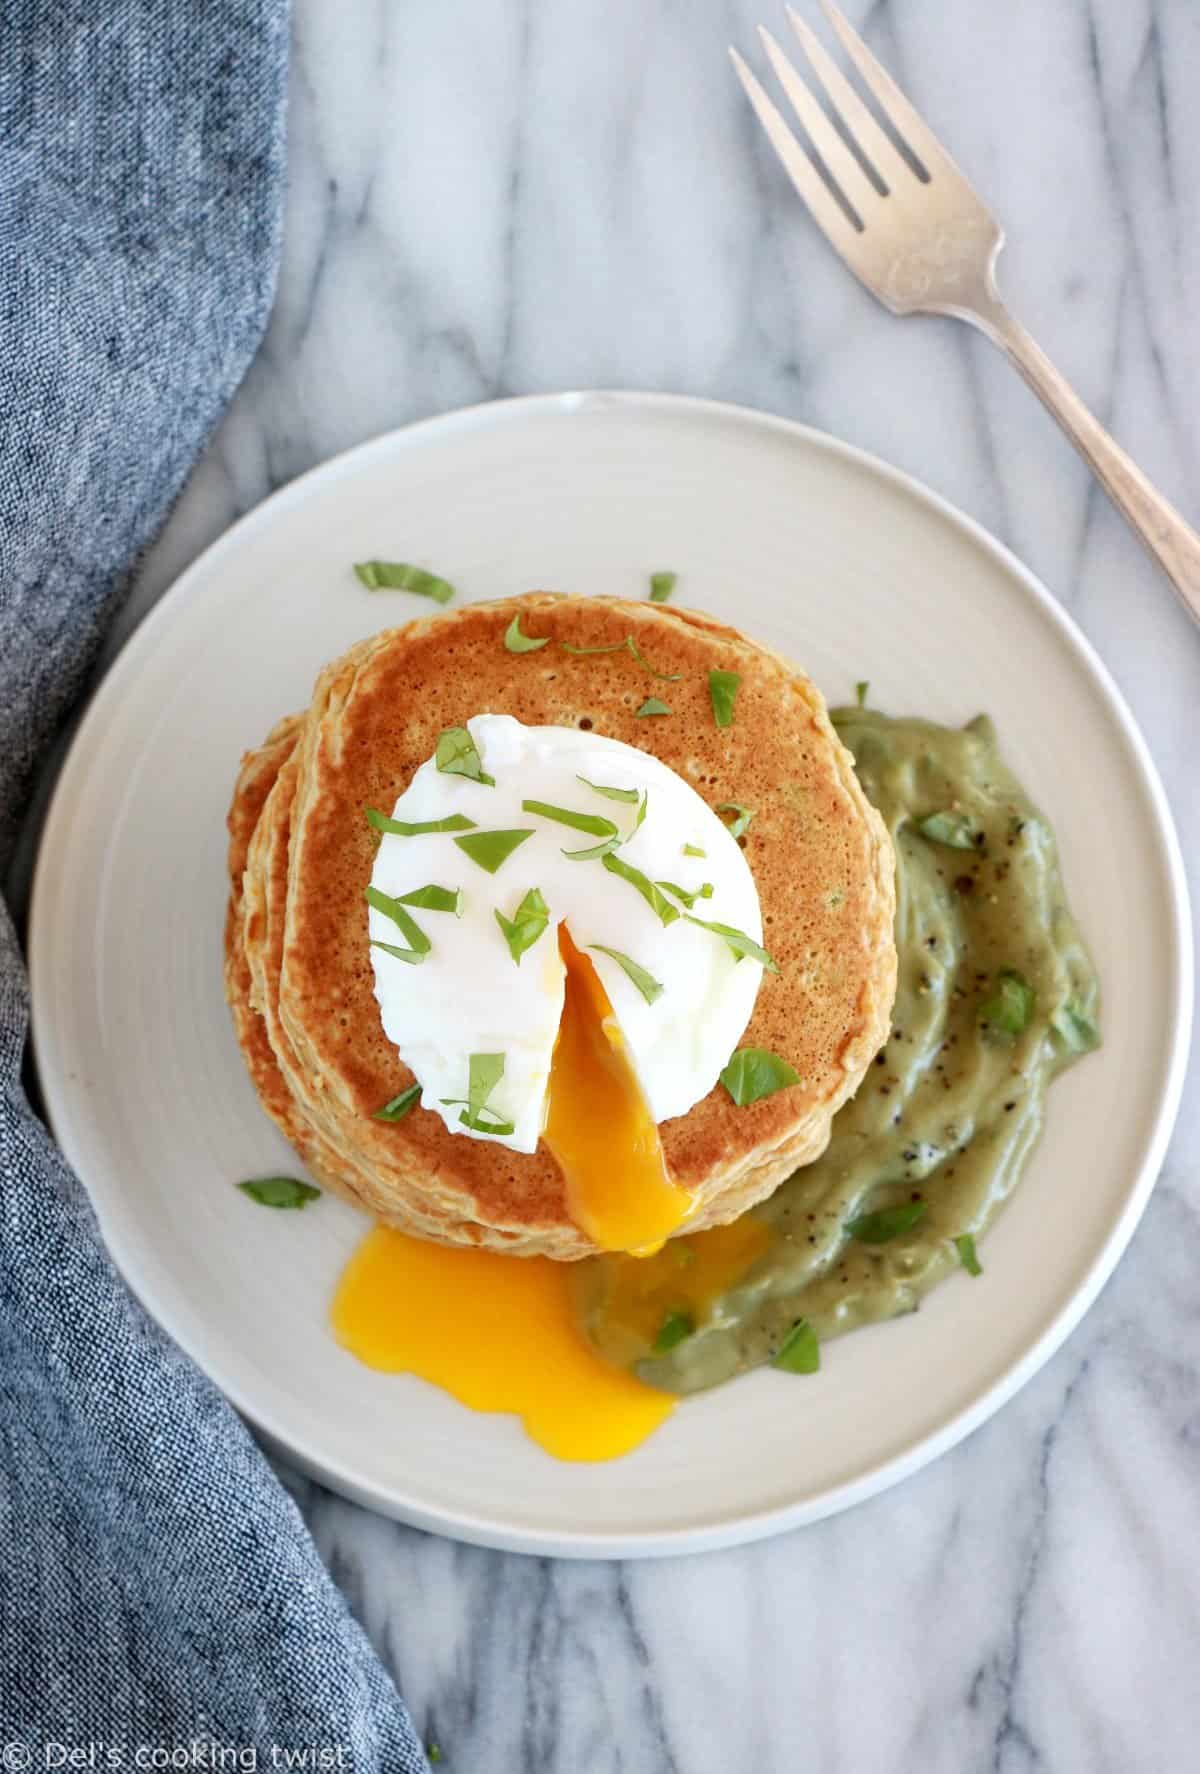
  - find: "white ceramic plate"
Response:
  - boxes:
[30,393,1192,1559]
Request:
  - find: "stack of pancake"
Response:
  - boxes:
[224,593,896,1259]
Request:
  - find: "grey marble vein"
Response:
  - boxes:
[109,0,1200,1765]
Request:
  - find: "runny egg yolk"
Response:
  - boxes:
[331,1226,675,1462]
[332,927,704,1463]
[542,927,694,1254]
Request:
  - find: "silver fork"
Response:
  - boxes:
[732,2,1200,630]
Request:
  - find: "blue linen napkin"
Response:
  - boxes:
[1,5,427,1764]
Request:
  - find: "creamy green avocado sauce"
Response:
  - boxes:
[574,707,1101,1395]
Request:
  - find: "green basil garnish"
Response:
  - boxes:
[682,843,706,858]
[653,1309,693,1352]
[716,801,755,840]
[397,884,463,916]
[589,944,664,1006]
[440,1052,514,1135]
[720,1047,799,1105]
[684,912,778,972]
[656,879,714,910]
[917,811,977,850]
[635,697,671,718]
[772,1319,819,1374]
[365,885,433,961]
[576,776,641,804]
[979,968,1035,1037]
[435,726,494,787]
[237,1176,321,1209]
[600,851,680,926]
[648,571,677,603]
[708,668,741,728]
[453,829,535,874]
[847,1200,926,1243]
[370,939,425,967]
[504,613,550,652]
[522,798,618,859]
[521,799,618,839]
[365,807,476,837]
[353,561,455,603]
[373,1084,422,1122]
[955,1233,982,1276]
[495,887,550,965]
[561,634,681,680]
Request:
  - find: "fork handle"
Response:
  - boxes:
[966,290,1200,629]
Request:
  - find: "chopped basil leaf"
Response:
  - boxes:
[656,879,714,910]
[682,843,706,858]
[653,1309,693,1352]
[636,697,671,718]
[561,638,628,657]
[365,886,433,958]
[648,571,678,603]
[365,807,476,837]
[562,634,680,679]
[525,793,646,861]
[371,938,427,967]
[504,612,550,652]
[720,1047,799,1105]
[772,1319,819,1374]
[589,944,664,1005]
[453,828,535,874]
[708,668,741,729]
[855,680,869,707]
[1051,1004,1100,1053]
[373,1083,422,1122]
[627,637,681,680]
[397,884,463,916]
[426,1748,444,1767]
[563,835,622,861]
[846,1200,926,1243]
[979,968,1035,1036]
[521,798,618,839]
[684,912,778,972]
[917,811,977,850]
[716,801,755,840]
[436,726,494,787]
[441,1052,514,1135]
[237,1176,321,1210]
[955,1233,983,1276]
[600,851,681,926]
[576,776,641,804]
[495,887,551,965]
[353,561,455,603]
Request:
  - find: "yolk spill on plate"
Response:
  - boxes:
[331,1226,676,1462]
[333,926,707,1461]
[542,926,694,1253]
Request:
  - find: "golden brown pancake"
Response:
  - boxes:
[225,593,897,1258]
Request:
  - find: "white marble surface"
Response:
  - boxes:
[122,0,1200,1766]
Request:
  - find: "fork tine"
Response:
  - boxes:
[817,0,955,181]
[730,47,863,245]
[757,28,875,216]
[784,7,912,192]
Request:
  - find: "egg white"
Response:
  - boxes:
[368,713,764,1152]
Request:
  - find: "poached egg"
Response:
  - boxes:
[366,713,765,1252]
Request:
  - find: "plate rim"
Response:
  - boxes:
[29,389,1194,1559]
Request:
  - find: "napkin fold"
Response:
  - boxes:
[1,5,426,1763]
